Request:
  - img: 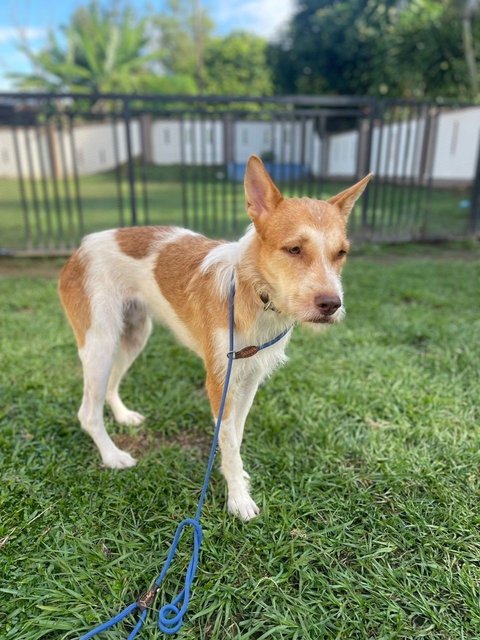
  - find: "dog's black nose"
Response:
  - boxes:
[315,294,341,316]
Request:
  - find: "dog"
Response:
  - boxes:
[59,155,372,521]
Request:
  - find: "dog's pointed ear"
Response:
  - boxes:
[328,173,374,218]
[244,155,283,229]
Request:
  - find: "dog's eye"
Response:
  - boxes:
[288,246,301,255]
[337,249,347,259]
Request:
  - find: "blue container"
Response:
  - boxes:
[227,162,309,182]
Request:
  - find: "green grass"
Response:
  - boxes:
[0,166,472,252]
[1,243,480,639]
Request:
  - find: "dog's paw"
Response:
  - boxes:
[115,409,145,427]
[228,493,260,521]
[102,448,137,470]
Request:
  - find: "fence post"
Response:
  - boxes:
[360,99,376,237]
[123,97,138,226]
[470,132,480,235]
[140,113,153,164]
[46,120,60,181]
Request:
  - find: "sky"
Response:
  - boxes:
[0,0,295,90]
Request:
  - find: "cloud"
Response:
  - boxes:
[217,0,295,40]
[0,26,46,44]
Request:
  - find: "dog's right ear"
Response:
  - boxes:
[244,155,283,230]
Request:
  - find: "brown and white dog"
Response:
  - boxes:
[59,156,372,521]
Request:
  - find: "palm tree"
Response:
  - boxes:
[12,2,155,95]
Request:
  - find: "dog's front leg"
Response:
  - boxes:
[206,372,260,521]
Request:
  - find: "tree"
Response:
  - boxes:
[11,2,155,93]
[268,0,399,97]
[13,0,274,99]
[150,6,273,95]
[151,0,214,93]
[391,0,480,99]
[459,0,479,96]
[203,32,273,95]
[269,0,480,100]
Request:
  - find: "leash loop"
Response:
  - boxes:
[154,517,203,634]
[79,271,292,639]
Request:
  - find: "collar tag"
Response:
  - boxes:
[259,291,277,313]
[263,299,274,311]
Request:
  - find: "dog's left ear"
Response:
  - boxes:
[328,173,374,218]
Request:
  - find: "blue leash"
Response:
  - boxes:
[80,273,292,639]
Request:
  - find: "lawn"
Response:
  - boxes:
[1,243,480,639]
[0,166,472,252]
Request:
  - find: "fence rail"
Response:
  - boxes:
[0,93,478,254]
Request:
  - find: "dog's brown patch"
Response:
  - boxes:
[154,234,221,307]
[58,250,91,348]
[154,234,228,362]
[116,226,168,259]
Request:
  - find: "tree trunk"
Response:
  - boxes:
[462,0,479,99]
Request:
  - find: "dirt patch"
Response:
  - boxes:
[114,428,212,458]
[0,257,65,278]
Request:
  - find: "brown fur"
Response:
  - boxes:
[328,173,372,217]
[154,235,226,361]
[58,250,91,348]
[116,226,169,259]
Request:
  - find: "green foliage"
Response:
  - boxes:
[203,31,273,96]
[138,73,197,95]
[151,0,214,91]
[11,2,156,93]
[12,0,273,98]
[390,0,478,99]
[268,0,399,96]
[1,245,480,638]
[269,0,480,99]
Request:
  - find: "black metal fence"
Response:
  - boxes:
[0,93,478,255]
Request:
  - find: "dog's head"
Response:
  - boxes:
[244,155,372,325]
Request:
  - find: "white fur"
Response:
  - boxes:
[200,225,256,298]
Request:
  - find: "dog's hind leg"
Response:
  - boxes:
[106,301,152,427]
[78,327,137,470]
[60,249,137,469]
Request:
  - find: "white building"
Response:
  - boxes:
[0,106,478,185]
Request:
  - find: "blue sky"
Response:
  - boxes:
[0,0,295,90]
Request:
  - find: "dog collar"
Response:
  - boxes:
[227,277,292,360]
